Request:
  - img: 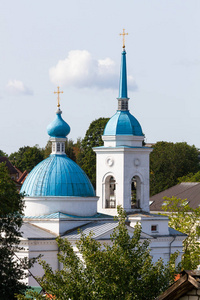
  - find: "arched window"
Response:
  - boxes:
[105,176,116,208]
[131,176,141,209]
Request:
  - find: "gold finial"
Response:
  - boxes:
[119,29,128,48]
[54,86,63,107]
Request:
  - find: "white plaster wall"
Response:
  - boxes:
[96,149,124,215]
[19,240,58,287]
[102,135,144,147]
[27,220,60,235]
[123,148,151,213]
[19,226,184,286]
[95,147,151,215]
[150,237,184,265]
[28,219,91,235]
[130,218,170,236]
[24,196,98,217]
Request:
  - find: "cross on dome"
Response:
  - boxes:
[119,29,128,48]
[54,86,63,108]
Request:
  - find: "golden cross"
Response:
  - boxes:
[54,86,63,107]
[119,29,128,48]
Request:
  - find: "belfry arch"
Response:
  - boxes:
[104,175,116,208]
[131,175,141,209]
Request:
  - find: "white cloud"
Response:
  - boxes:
[49,50,137,91]
[6,80,33,95]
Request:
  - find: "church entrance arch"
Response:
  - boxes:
[131,176,141,209]
[104,175,116,208]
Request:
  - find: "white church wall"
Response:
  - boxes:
[130,217,170,236]
[27,219,91,235]
[24,196,98,217]
[27,240,58,286]
[26,220,60,235]
[95,146,152,215]
[96,149,124,215]
[123,149,151,213]
[150,237,184,265]
[102,135,144,147]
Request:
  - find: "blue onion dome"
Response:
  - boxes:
[47,108,70,138]
[103,110,143,136]
[21,154,95,197]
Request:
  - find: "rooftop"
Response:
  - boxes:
[150,182,200,212]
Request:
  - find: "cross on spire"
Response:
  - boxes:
[54,86,63,107]
[119,29,128,48]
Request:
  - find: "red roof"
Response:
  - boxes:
[0,157,19,175]
[18,170,28,184]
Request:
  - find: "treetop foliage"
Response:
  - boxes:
[0,149,8,157]
[150,141,200,196]
[18,207,177,300]
[178,170,200,183]
[0,162,29,299]
[0,163,23,216]
[9,145,44,173]
[162,196,200,270]
[77,118,109,188]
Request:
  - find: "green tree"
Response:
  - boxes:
[150,142,200,196]
[77,118,109,188]
[178,170,200,183]
[73,137,82,161]
[18,207,177,300]
[9,145,44,172]
[0,162,29,299]
[162,196,200,270]
[0,149,8,157]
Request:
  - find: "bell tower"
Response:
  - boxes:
[94,31,152,216]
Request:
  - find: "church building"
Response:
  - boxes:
[19,34,186,287]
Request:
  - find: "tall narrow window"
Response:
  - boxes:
[57,143,60,152]
[61,143,65,152]
[131,176,141,209]
[105,176,116,208]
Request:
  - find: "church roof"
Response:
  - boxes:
[24,212,113,220]
[21,222,56,239]
[119,49,128,99]
[65,221,118,240]
[103,110,143,136]
[64,221,155,240]
[47,108,70,138]
[103,47,143,137]
[21,154,95,197]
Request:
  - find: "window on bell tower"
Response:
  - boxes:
[57,143,60,152]
[105,176,116,208]
[131,176,141,209]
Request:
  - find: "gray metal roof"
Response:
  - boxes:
[20,222,56,240]
[168,227,187,236]
[64,221,118,240]
[150,182,200,212]
[24,212,113,220]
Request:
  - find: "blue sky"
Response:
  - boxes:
[1,0,200,154]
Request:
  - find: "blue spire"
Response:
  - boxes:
[118,49,128,99]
